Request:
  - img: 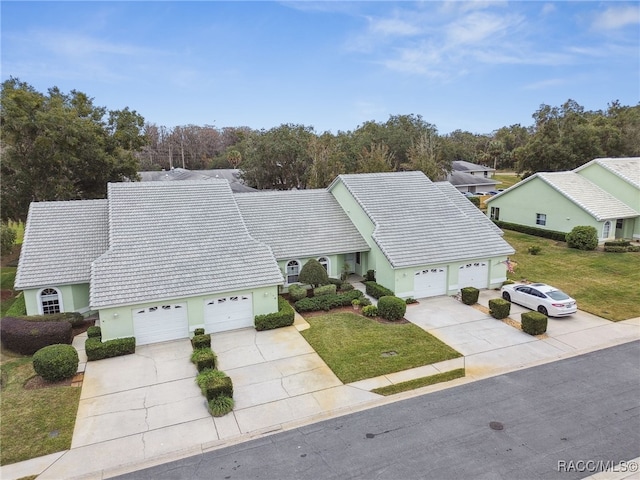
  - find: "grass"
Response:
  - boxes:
[300,312,461,383]
[493,173,522,190]
[504,230,640,321]
[372,368,466,396]
[1,267,17,317]
[0,357,81,466]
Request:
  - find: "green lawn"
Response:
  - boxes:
[372,368,466,396]
[300,312,461,383]
[504,230,640,321]
[493,173,522,190]
[1,267,17,316]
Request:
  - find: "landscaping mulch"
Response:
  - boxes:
[23,372,83,390]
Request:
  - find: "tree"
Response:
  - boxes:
[356,142,394,173]
[298,259,329,287]
[1,78,146,221]
[407,131,451,181]
[306,133,346,188]
[1,223,16,256]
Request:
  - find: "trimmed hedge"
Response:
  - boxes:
[604,246,627,253]
[294,290,363,312]
[85,336,136,361]
[255,296,295,331]
[364,281,394,299]
[314,284,337,296]
[493,220,567,242]
[32,344,79,381]
[339,282,355,292]
[328,277,343,286]
[604,240,630,247]
[288,284,307,301]
[0,316,72,355]
[191,333,211,349]
[365,270,376,282]
[377,296,407,321]
[196,368,234,401]
[18,312,85,328]
[488,298,511,319]
[191,347,217,372]
[521,311,548,335]
[87,326,102,338]
[460,287,479,305]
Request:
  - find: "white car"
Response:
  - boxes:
[500,283,577,317]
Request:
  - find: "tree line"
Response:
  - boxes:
[2,78,639,221]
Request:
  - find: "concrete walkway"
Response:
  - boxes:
[2,291,639,480]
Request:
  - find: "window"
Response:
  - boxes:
[490,207,500,221]
[603,221,611,238]
[40,288,61,315]
[318,257,329,272]
[355,252,361,265]
[286,260,300,284]
[616,219,623,229]
[536,213,546,226]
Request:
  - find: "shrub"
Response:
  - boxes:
[5,292,26,316]
[351,299,360,307]
[527,246,542,255]
[196,368,233,401]
[18,312,85,328]
[365,270,376,282]
[0,317,72,355]
[488,298,511,319]
[1,223,16,256]
[288,284,307,301]
[359,297,372,307]
[255,296,295,331]
[294,290,363,312]
[460,287,479,305]
[364,281,394,299]
[521,311,548,335]
[32,344,79,381]
[87,326,102,338]
[314,284,337,296]
[328,277,343,286]
[604,246,628,253]
[362,305,378,317]
[629,245,640,253]
[207,395,234,417]
[566,226,598,251]
[191,348,217,372]
[405,297,418,304]
[468,196,480,207]
[194,328,205,336]
[298,259,329,287]
[377,296,407,321]
[339,282,354,292]
[191,333,211,349]
[85,337,135,361]
[604,240,630,247]
[493,220,567,242]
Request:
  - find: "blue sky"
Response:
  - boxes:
[2,1,639,134]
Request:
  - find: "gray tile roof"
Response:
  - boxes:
[536,172,638,220]
[574,157,640,189]
[235,189,370,259]
[331,171,514,268]
[90,181,283,308]
[452,160,495,173]
[446,170,498,188]
[15,200,109,289]
[139,168,256,192]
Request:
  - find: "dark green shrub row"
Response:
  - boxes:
[0,317,72,355]
[460,287,479,305]
[493,220,567,242]
[521,311,547,335]
[85,336,135,361]
[33,344,79,381]
[255,296,295,331]
[566,226,598,251]
[18,312,85,328]
[488,298,511,319]
[191,348,217,372]
[340,282,355,291]
[294,290,363,312]
[377,296,407,321]
[630,245,640,252]
[288,284,308,301]
[365,270,376,282]
[87,326,102,338]
[191,333,211,349]
[604,246,628,253]
[604,240,630,247]
[314,284,337,296]
[196,368,234,401]
[364,281,394,299]
[328,277,343,286]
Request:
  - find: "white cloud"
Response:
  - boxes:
[522,78,568,90]
[541,3,556,16]
[445,11,522,46]
[368,17,422,37]
[592,5,640,31]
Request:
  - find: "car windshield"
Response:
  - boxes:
[547,290,570,300]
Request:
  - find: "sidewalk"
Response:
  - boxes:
[1,291,638,480]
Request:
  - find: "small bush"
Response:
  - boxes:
[364,281,394,299]
[196,368,233,401]
[629,245,640,253]
[288,284,307,301]
[298,258,329,287]
[87,326,102,338]
[32,344,79,381]
[527,246,541,255]
[0,317,72,355]
[339,282,354,292]
[460,287,479,305]
[191,348,217,372]
[191,334,211,349]
[405,297,418,304]
[377,296,407,321]
[488,298,511,319]
[85,337,135,361]
[566,226,598,251]
[351,299,360,307]
[365,270,376,282]
[521,311,548,335]
[314,284,337,296]
[327,277,343,286]
[1,223,16,256]
[362,305,378,317]
[294,290,363,312]
[208,395,234,417]
[255,296,295,331]
[603,246,628,253]
[359,297,372,307]
[194,328,205,336]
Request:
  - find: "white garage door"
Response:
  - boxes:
[458,261,489,289]
[204,294,253,333]
[133,303,189,345]
[414,267,447,298]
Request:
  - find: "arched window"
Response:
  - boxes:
[286,260,300,284]
[39,288,62,315]
[603,221,612,239]
[318,257,329,273]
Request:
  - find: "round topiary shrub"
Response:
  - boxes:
[32,344,79,381]
[377,296,407,321]
[566,226,598,251]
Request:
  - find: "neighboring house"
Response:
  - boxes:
[452,160,495,178]
[139,168,256,193]
[15,171,515,345]
[447,170,499,193]
[486,157,640,241]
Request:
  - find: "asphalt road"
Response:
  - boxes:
[114,341,640,480]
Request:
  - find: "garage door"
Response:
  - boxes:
[458,261,489,289]
[133,303,189,345]
[414,267,447,298]
[204,294,253,333]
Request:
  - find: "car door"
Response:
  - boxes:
[512,286,531,307]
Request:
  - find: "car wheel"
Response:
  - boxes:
[537,306,548,316]
[502,292,510,302]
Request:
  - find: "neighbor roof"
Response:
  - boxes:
[235,189,369,260]
[573,157,640,189]
[15,200,109,290]
[139,168,256,192]
[330,171,514,268]
[446,171,498,188]
[452,160,495,172]
[90,181,283,308]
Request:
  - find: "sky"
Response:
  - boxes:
[1,1,639,135]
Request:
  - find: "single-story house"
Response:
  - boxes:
[139,167,256,193]
[452,160,496,178]
[447,170,499,193]
[15,171,514,345]
[485,157,640,241]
